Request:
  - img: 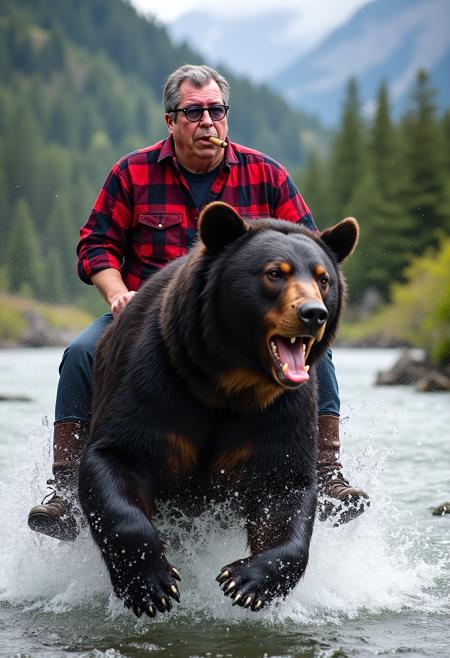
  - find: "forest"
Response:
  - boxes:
[0,0,449,365]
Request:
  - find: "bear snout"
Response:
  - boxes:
[297,301,328,333]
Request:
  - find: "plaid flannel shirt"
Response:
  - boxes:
[77,137,317,291]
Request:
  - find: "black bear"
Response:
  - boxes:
[79,202,359,618]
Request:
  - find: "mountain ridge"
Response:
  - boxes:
[272,0,450,123]
[168,0,450,125]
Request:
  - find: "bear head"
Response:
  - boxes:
[162,202,358,410]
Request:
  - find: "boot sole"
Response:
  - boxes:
[318,497,370,526]
[28,511,78,542]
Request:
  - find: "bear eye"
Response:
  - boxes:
[266,268,282,281]
[319,275,329,287]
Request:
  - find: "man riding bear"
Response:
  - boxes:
[28,64,368,545]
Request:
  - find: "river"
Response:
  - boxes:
[0,347,449,658]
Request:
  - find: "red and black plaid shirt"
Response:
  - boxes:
[77,137,316,291]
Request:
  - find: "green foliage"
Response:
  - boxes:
[6,199,45,296]
[341,237,450,368]
[389,237,450,366]
[0,302,26,340]
[0,293,93,343]
[397,70,447,254]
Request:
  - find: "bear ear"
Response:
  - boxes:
[320,217,360,263]
[199,202,248,253]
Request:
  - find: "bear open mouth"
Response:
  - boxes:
[269,335,315,387]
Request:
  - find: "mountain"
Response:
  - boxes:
[167,3,372,82]
[271,0,450,124]
[168,9,303,81]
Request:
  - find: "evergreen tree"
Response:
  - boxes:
[4,98,43,212]
[6,199,45,296]
[370,82,397,196]
[350,82,418,300]
[295,151,333,228]
[44,196,79,300]
[45,248,66,303]
[34,144,73,228]
[398,70,446,254]
[0,167,11,265]
[329,78,366,218]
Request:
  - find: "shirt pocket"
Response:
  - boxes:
[136,213,183,261]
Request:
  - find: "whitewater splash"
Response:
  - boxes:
[0,422,444,626]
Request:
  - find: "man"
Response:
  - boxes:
[28,64,368,541]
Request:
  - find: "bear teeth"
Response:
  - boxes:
[270,340,279,359]
[290,337,297,344]
[282,363,289,374]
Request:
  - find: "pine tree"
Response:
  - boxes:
[44,196,79,301]
[370,82,396,196]
[45,248,66,303]
[4,97,43,212]
[329,78,366,218]
[351,82,418,300]
[6,199,45,297]
[398,70,446,255]
[296,151,333,228]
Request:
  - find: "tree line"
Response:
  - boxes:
[294,73,450,305]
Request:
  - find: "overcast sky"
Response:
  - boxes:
[129,0,373,47]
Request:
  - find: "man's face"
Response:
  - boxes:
[165,79,228,174]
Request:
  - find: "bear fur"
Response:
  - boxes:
[79,202,359,618]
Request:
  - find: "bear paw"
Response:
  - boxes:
[216,555,297,612]
[117,561,181,618]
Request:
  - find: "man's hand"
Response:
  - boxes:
[110,291,137,318]
[91,269,137,317]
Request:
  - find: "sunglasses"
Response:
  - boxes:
[170,104,229,122]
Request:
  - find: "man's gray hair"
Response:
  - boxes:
[163,64,230,115]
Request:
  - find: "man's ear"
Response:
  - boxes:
[320,217,360,262]
[199,202,248,253]
[165,112,174,133]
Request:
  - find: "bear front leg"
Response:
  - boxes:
[217,481,316,611]
[79,447,181,618]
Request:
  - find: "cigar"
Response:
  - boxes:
[208,135,227,148]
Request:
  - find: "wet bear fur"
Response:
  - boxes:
[79,202,359,618]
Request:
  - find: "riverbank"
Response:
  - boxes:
[0,294,93,348]
[2,293,449,392]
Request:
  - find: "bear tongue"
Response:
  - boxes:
[274,336,309,383]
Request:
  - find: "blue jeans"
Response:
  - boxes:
[54,313,340,425]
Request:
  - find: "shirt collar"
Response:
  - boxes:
[158,135,238,169]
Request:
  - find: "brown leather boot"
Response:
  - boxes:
[28,421,89,541]
[317,414,369,525]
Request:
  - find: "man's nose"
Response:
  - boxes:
[199,109,213,125]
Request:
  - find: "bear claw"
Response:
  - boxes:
[232,592,242,605]
[243,596,253,608]
[170,566,181,581]
[217,570,230,584]
[169,584,180,602]
[225,580,236,592]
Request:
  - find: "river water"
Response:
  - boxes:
[0,347,449,658]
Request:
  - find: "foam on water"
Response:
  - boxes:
[0,423,445,627]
